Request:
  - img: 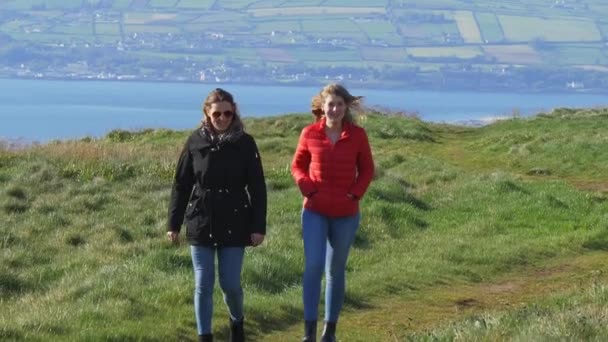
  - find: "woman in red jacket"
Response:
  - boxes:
[292,83,374,342]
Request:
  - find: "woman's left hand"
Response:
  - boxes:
[251,233,265,247]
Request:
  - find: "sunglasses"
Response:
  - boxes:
[210,110,234,119]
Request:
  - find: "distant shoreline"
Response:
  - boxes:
[1,75,606,96]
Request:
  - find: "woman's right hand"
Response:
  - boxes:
[167,231,179,243]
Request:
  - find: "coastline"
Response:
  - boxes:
[1,75,606,96]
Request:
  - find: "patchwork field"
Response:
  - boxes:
[1,0,608,90]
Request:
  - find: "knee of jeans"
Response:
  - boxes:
[305,260,325,277]
[194,284,214,296]
[220,283,242,297]
[325,267,346,280]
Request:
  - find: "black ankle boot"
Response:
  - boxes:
[199,334,213,342]
[302,320,317,342]
[320,321,336,342]
[230,318,245,342]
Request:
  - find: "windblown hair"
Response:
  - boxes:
[201,88,244,131]
[311,83,363,123]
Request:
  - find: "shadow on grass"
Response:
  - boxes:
[0,273,30,298]
[243,256,301,295]
[495,179,530,194]
[234,294,375,341]
[151,250,192,273]
[546,195,569,209]
[353,229,371,250]
[370,177,432,211]
[582,230,608,251]
[0,328,23,340]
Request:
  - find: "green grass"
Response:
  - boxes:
[51,24,94,36]
[149,0,178,8]
[406,46,483,59]
[290,47,361,62]
[323,0,388,6]
[407,282,608,341]
[475,12,504,43]
[94,23,121,36]
[252,20,302,34]
[540,45,608,65]
[499,15,602,42]
[176,0,214,9]
[452,10,483,43]
[300,18,361,33]
[217,0,253,10]
[124,25,180,34]
[1,108,608,340]
[361,47,407,62]
[397,22,460,44]
[110,0,132,9]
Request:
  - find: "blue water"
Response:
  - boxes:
[0,78,606,142]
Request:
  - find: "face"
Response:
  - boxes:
[322,94,346,125]
[205,101,234,133]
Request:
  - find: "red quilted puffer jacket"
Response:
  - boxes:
[291,117,374,217]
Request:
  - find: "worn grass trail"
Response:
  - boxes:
[262,251,608,341]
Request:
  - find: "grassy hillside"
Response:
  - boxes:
[1,108,608,340]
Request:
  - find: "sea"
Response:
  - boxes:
[0,78,606,142]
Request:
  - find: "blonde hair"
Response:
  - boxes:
[201,88,243,129]
[311,83,363,123]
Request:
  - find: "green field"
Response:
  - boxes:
[290,47,361,62]
[407,46,483,59]
[124,25,180,35]
[94,23,121,36]
[361,47,407,62]
[51,24,93,36]
[452,10,483,43]
[540,45,608,65]
[483,44,542,64]
[1,0,608,91]
[2,108,607,340]
[252,20,302,35]
[499,15,602,42]
[176,0,214,9]
[148,0,178,8]
[475,12,504,43]
[355,19,402,45]
[110,0,132,9]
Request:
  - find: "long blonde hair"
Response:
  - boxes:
[311,83,363,123]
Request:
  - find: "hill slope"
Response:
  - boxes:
[1,108,607,340]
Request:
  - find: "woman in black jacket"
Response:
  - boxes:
[167,88,267,342]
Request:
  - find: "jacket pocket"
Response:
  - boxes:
[185,197,200,219]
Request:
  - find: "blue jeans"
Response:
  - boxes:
[302,208,360,323]
[191,246,244,335]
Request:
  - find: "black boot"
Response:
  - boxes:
[302,320,317,342]
[320,321,336,342]
[230,318,245,342]
[199,334,213,342]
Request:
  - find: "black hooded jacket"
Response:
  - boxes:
[168,129,267,246]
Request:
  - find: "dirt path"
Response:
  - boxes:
[260,251,608,341]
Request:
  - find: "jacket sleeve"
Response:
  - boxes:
[291,128,317,196]
[167,142,195,232]
[349,129,374,199]
[245,136,267,235]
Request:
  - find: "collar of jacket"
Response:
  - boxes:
[188,129,213,151]
[313,116,354,140]
[188,129,245,152]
